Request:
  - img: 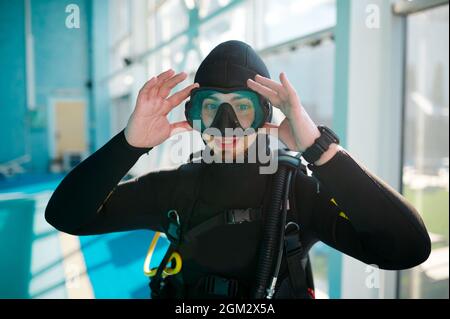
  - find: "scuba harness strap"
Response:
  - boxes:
[149,210,182,299]
[183,208,262,243]
[149,244,178,298]
[284,223,310,299]
[149,162,204,299]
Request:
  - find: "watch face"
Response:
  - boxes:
[319,126,340,144]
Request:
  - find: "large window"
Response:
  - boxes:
[198,1,249,56]
[198,0,233,18]
[262,38,335,128]
[109,0,131,73]
[260,0,335,48]
[400,4,449,299]
[153,0,189,45]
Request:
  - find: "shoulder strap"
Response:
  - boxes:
[284,162,315,298]
[177,160,204,244]
[149,160,203,298]
[284,227,310,298]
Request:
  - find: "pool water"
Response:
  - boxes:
[0,174,162,299]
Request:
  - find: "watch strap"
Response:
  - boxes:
[302,126,340,164]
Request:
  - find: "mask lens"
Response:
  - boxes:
[230,96,256,129]
[189,89,264,132]
[201,98,220,128]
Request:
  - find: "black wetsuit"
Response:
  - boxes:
[45,129,431,298]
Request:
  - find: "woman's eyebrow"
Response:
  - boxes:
[206,95,221,101]
[231,96,251,101]
[206,95,250,102]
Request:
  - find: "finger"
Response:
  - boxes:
[159,72,188,99]
[149,69,176,97]
[279,72,296,95]
[255,74,288,100]
[166,83,199,111]
[157,68,176,81]
[247,79,282,106]
[139,77,157,97]
[169,121,193,136]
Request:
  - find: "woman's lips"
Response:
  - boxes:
[214,137,239,149]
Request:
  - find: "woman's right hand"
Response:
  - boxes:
[124,69,199,148]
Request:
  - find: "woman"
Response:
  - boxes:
[45,40,430,299]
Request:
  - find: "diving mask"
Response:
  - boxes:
[185,87,272,135]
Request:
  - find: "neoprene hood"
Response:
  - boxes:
[194,40,271,88]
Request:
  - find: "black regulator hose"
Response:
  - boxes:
[267,170,292,298]
[253,164,290,299]
[252,149,301,299]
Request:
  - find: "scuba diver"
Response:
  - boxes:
[45,40,431,299]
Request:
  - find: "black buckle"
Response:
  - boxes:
[204,275,239,297]
[226,208,250,224]
[284,222,302,257]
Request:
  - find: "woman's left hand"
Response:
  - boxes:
[247,72,321,152]
[247,72,339,165]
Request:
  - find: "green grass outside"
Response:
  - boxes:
[401,185,449,299]
[403,186,449,246]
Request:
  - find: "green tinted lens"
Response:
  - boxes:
[188,89,265,131]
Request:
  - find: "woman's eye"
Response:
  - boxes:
[205,103,218,110]
[239,104,250,111]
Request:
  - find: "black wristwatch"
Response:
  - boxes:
[302,125,340,164]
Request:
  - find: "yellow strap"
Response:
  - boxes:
[330,198,349,220]
[339,212,349,220]
[143,232,182,278]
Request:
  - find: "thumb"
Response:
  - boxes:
[169,121,192,137]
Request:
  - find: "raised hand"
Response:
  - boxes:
[247,72,321,152]
[124,69,199,148]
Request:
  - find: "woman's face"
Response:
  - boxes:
[201,92,258,159]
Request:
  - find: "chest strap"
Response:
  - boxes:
[183,207,262,243]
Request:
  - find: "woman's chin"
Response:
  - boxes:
[217,147,243,159]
